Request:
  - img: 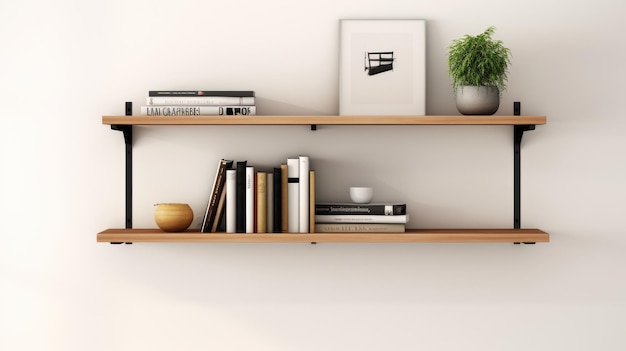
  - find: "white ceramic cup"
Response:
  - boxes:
[349,187,373,204]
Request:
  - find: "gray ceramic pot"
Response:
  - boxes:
[455,86,500,115]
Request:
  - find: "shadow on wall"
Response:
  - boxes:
[255,97,333,116]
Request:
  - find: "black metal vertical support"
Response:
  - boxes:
[109,102,133,244]
[513,101,535,230]
[111,124,133,226]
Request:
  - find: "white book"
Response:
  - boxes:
[246,166,255,233]
[141,105,255,116]
[298,155,310,233]
[146,96,255,106]
[287,158,300,233]
[315,214,410,224]
[225,169,237,233]
[267,173,274,233]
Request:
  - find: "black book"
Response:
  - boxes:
[315,203,407,216]
[235,161,248,233]
[148,90,255,97]
[272,167,282,233]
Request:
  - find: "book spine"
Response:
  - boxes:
[266,173,274,233]
[314,223,405,233]
[213,160,234,232]
[146,96,255,106]
[141,106,256,116]
[211,178,228,232]
[235,161,247,233]
[315,214,409,224]
[280,163,288,233]
[149,90,255,97]
[298,155,309,233]
[256,171,267,233]
[315,204,407,215]
[309,170,316,233]
[272,167,282,233]
[245,166,255,233]
[287,158,299,233]
[201,159,232,233]
[225,169,237,233]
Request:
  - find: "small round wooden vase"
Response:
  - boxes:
[154,203,194,232]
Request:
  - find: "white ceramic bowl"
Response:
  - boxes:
[349,187,374,204]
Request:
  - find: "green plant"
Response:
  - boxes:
[447,26,511,92]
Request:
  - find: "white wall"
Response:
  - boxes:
[1,0,625,350]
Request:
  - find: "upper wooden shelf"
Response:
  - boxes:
[98,228,549,243]
[102,115,546,126]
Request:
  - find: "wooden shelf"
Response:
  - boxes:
[98,228,549,243]
[102,115,546,126]
[101,114,549,245]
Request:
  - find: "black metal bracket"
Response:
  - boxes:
[512,102,537,245]
[110,102,134,244]
[311,124,317,131]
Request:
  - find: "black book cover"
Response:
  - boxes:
[148,90,255,97]
[235,161,248,233]
[272,167,282,233]
[315,203,407,215]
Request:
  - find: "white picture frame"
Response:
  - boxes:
[339,19,426,116]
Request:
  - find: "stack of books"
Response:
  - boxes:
[314,203,408,232]
[140,90,256,116]
[200,156,315,234]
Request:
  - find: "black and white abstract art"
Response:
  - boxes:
[340,20,426,116]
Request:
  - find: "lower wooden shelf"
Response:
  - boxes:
[97,228,549,243]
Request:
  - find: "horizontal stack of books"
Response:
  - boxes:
[140,90,256,116]
[200,156,315,234]
[314,202,408,232]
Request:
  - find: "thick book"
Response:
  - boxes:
[298,155,310,233]
[141,105,255,116]
[149,90,255,97]
[201,159,233,233]
[225,169,237,233]
[235,161,247,233]
[256,171,267,233]
[147,96,255,106]
[315,214,410,224]
[245,166,255,233]
[314,223,405,233]
[315,203,407,216]
[287,158,299,233]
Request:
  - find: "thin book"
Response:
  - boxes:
[315,214,410,224]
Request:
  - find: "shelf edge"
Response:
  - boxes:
[102,115,547,126]
[97,228,549,243]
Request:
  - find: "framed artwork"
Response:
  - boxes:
[339,19,426,116]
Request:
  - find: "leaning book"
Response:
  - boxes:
[201,159,234,233]
[315,203,406,215]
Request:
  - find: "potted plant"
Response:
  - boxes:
[447,26,511,115]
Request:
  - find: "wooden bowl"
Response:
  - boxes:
[154,203,194,232]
